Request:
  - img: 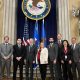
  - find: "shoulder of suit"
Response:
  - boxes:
[0,43,5,46]
[13,44,17,47]
[1,43,4,45]
[0,43,3,45]
[78,43,80,45]
[43,47,48,51]
[54,43,58,47]
[8,43,13,46]
[33,44,36,47]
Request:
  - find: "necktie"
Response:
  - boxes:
[58,40,61,46]
[29,45,32,52]
[5,43,8,49]
[5,44,8,53]
[73,44,75,49]
[50,43,53,47]
[18,44,21,49]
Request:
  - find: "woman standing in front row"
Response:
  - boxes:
[60,40,73,80]
[36,42,48,80]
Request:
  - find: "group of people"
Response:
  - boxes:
[0,34,80,80]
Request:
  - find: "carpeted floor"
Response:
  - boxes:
[1,77,50,80]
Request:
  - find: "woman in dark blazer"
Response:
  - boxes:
[60,40,73,80]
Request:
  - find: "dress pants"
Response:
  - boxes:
[26,60,33,80]
[57,61,63,80]
[1,58,11,78]
[62,61,73,80]
[72,62,80,80]
[13,59,23,80]
[0,59,2,78]
[48,59,58,80]
[39,64,47,80]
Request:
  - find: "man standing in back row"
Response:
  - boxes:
[48,37,58,80]
[71,37,80,80]
[0,36,13,79]
[56,33,63,80]
[13,38,25,80]
[25,38,37,80]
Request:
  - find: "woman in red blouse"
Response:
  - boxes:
[60,40,73,80]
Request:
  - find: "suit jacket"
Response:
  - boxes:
[0,43,13,58]
[71,43,80,62]
[60,46,72,61]
[36,48,48,64]
[48,43,58,61]
[56,40,63,61]
[13,44,25,61]
[26,44,37,63]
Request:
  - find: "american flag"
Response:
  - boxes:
[22,17,29,46]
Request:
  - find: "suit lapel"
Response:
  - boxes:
[29,45,34,52]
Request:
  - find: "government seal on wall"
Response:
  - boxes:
[22,0,51,20]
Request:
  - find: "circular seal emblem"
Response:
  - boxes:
[22,0,51,20]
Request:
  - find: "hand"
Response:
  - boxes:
[33,61,35,63]
[69,60,72,64]
[16,57,22,61]
[61,60,64,64]
[6,56,9,59]
[53,59,56,64]
[3,56,9,60]
[16,57,20,61]
[3,56,7,60]
[18,57,22,60]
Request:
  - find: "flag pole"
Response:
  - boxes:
[34,16,38,80]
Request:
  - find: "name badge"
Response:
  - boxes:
[65,55,67,59]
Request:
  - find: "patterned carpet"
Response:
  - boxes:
[2,78,50,80]
[2,77,50,80]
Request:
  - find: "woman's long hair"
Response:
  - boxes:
[62,40,70,48]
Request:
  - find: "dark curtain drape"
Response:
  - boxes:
[17,0,57,44]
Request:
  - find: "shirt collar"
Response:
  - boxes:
[5,43,8,45]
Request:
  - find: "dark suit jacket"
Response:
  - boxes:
[48,43,58,61]
[26,44,37,63]
[55,40,63,62]
[60,46,72,61]
[71,44,80,62]
[13,44,25,62]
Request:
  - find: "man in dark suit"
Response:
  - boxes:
[48,38,58,80]
[71,37,80,80]
[25,38,37,80]
[13,38,25,80]
[56,33,63,80]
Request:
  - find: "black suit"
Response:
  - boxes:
[56,40,63,80]
[13,44,25,80]
[48,43,58,80]
[71,44,80,80]
[25,44,37,80]
[60,46,73,80]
